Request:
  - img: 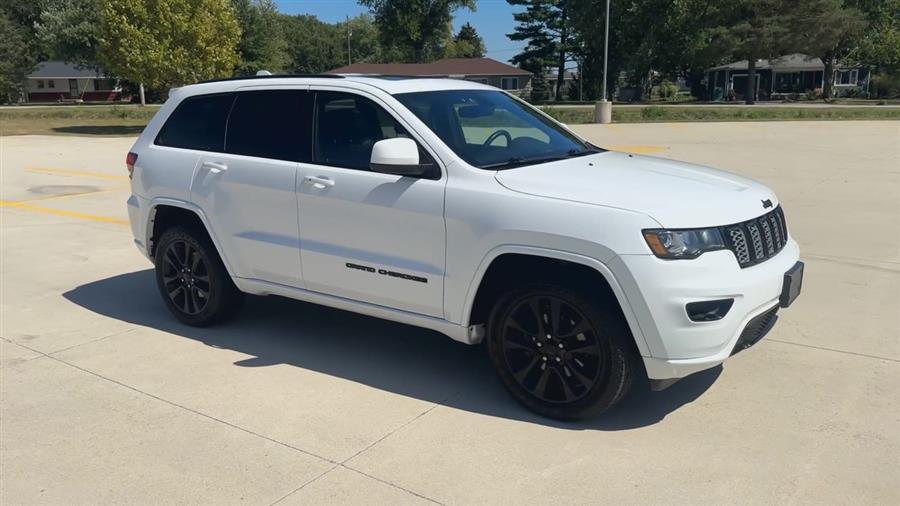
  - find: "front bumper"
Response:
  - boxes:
[612,238,801,381]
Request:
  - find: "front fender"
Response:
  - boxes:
[458,245,651,357]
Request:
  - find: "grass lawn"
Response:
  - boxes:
[0,105,160,136]
[543,105,900,124]
[1,103,898,136]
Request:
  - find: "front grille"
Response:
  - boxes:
[731,307,778,355]
[722,206,789,268]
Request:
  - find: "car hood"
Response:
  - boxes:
[494,151,778,228]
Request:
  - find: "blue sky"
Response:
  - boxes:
[273,0,526,63]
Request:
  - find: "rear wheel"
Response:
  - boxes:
[154,226,243,326]
[487,284,635,420]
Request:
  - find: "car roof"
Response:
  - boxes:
[179,75,498,97]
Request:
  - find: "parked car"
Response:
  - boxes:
[125,75,803,420]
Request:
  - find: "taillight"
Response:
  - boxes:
[126,152,138,179]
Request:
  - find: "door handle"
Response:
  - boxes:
[304,175,335,188]
[201,161,228,174]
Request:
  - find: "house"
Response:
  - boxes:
[329,58,533,96]
[707,53,869,101]
[544,70,577,99]
[25,61,125,103]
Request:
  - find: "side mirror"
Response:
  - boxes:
[370,138,424,176]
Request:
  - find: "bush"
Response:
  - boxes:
[656,80,679,101]
[870,72,900,99]
[805,88,823,101]
[640,106,667,120]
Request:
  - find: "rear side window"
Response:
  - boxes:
[155,93,235,151]
[225,90,312,162]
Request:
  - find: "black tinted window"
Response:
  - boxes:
[155,93,234,151]
[314,91,409,171]
[226,90,312,162]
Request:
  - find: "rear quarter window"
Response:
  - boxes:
[155,93,235,151]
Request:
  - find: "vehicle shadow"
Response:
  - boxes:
[52,125,145,136]
[63,269,721,430]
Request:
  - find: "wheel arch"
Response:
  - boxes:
[462,246,650,357]
[145,198,237,279]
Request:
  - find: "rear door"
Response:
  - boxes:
[189,89,312,287]
[296,89,446,317]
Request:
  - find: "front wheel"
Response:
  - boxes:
[486,285,636,420]
[154,226,243,326]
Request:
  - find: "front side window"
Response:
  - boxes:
[36,80,44,89]
[313,91,409,171]
[226,90,312,162]
[396,89,600,169]
[155,93,235,151]
[48,80,55,89]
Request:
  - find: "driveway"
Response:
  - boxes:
[1,121,898,504]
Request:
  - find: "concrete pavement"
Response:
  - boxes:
[1,122,898,504]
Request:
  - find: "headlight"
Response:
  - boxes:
[642,228,726,259]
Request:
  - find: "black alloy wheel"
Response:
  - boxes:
[154,226,243,326]
[500,294,606,404]
[487,285,635,420]
[160,239,211,316]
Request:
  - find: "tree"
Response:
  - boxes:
[359,0,476,63]
[508,0,575,101]
[98,0,240,102]
[791,0,867,99]
[279,14,379,73]
[707,0,797,104]
[0,12,36,102]
[850,0,900,72]
[232,0,289,75]
[446,22,486,58]
[35,0,102,68]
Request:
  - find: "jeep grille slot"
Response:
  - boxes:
[722,206,788,268]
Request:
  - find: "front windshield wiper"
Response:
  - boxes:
[481,149,596,170]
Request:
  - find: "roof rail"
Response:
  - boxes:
[196,74,345,85]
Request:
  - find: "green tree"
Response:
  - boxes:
[0,12,36,102]
[359,0,476,63]
[446,22,486,58]
[0,0,42,102]
[707,0,797,104]
[232,0,289,75]
[98,0,240,102]
[508,0,574,101]
[791,0,867,99]
[35,0,102,67]
[850,0,900,72]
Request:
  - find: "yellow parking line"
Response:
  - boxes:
[0,200,128,225]
[25,186,129,203]
[607,144,666,155]
[25,166,129,181]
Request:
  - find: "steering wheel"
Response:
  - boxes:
[483,129,512,147]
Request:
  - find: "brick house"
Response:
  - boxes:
[25,61,125,103]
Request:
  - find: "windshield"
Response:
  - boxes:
[395,90,603,170]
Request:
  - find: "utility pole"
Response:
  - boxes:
[347,15,352,66]
[593,0,612,123]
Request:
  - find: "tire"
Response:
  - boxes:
[154,225,243,326]
[486,284,636,420]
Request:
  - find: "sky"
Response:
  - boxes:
[273,0,526,63]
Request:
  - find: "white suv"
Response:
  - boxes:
[126,75,803,419]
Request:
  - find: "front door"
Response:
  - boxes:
[297,89,446,317]
[191,89,312,287]
[68,79,79,98]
